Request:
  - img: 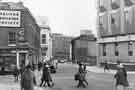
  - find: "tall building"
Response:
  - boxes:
[71,31,97,65]
[52,33,73,60]
[36,16,52,62]
[0,2,40,70]
[97,0,135,65]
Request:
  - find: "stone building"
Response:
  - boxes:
[97,0,135,68]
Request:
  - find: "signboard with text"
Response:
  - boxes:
[0,10,21,27]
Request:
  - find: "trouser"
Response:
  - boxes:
[44,80,51,87]
[40,79,45,86]
[77,80,86,88]
[83,79,88,85]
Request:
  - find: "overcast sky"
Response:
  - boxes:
[3,0,97,36]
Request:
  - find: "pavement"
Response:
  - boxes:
[72,63,135,74]
[86,66,135,74]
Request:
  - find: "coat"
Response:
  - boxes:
[114,69,129,87]
[21,69,36,90]
[41,67,52,81]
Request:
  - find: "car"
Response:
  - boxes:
[49,65,56,73]
[59,59,67,63]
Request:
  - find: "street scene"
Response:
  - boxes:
[0,0,135,90]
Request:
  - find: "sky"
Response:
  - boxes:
[3,0,97,36]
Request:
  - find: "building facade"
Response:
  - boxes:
[0,2,40,70]
[71,33,97,65]
[52,33,73,60]
[97,0,135,65]
[40,26,52,62]
[36,16,52,62]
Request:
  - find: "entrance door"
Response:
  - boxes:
[19,53,26,68]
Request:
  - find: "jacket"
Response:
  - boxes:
[21,69,36,90]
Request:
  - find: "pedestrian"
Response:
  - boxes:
[45,66,54,87]
[76,63,86,88]
[104,61,109,72]
[21,65,36,90]
[83,64,88,86]
[40,64,54,88]
[40,63,48,87]
[114,64,129,90]
[13,66,19,82]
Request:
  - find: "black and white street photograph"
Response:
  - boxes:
[1,0,135,90]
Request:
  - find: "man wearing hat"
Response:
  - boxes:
[114,64,129,90]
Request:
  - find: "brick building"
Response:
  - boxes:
[71,32,97,65]
[0,2,40,70]
[52,33,73,60]
[97,0,135,67]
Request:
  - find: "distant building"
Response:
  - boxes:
[52,33,73,60]
[0,2,40,70]
[71,32,97,65]
[36,16,52,62]
[80,30,92,36]
[97,0,135,65]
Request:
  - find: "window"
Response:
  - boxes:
[128,42,133,56]
[8,32,16,44]
[111,16,115,24]
[103,44,106,56]
[115,43,119,56]
[42,34,46,44]
[41,48,47,56]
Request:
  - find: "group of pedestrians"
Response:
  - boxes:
[16,62,54,90]
[39,63,54,88]
[75,63,88,88]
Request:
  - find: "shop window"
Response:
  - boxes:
[128,42,133,56]
[115,43,119,56]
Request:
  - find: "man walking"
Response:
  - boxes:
[21,65,36,90]
[104,61,109,72]
[77,63,86,88]
[114,64,129,90]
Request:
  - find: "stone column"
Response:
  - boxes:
[16,51,20,69]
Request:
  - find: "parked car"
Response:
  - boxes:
[59,59,67,63]
[49,65,56,73]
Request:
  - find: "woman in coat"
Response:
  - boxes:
[21,65,36,90]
